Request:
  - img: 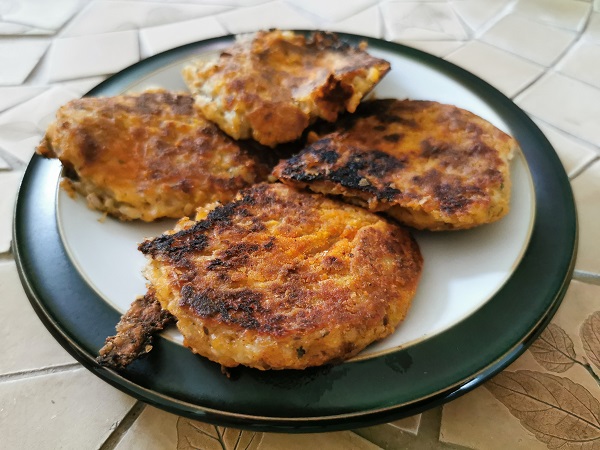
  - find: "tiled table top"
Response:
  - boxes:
[1,1,599,448]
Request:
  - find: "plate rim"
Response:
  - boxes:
[12,31,577,432]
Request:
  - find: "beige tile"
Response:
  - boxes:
[256,431,381,449]
[571,160,600,275]
[444,40,545,98]
[440,386,548,449]
[388,414,421,434]
[512,0,591,32]
[382,2,468,41]
[515,72,600,148]
[116,405,382,450]
[451,0,509,33]
[480,14,576,66]
[114,406,178,450]
[0,367,136,449]
[557,40,600,90]
[515,280,600,391]
[533,119,598,178]
[0,260,76,374]
[0,172,23,253]
[443,279,600,448]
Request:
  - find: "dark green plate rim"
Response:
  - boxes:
[13,32,577,433]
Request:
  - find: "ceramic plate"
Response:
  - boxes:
[13,33,577,432]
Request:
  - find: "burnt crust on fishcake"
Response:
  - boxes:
[37,89,271,221]
[182,30,391,147]
[140,182,423,370]
[97,290,175,370]
[273,99,518,230]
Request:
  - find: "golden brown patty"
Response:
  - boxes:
[37,90,270,221]
[139,182,423,370]
[273,99,518,230]
[182,30,390,147]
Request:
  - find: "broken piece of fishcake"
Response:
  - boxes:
[37,90,270,221]
[273,99,518,230]
[97,290,174,370]
[182,30,390,147]
[139,182,423,370]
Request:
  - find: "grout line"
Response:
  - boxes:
[0,252,14,261]
[573,270,600,285]
[0,362,82,383]
[569,155,599,181]
[98,402,147,450]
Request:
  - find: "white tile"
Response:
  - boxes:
[451,0,509,33]
[1,135,43,164]
[444,40,545,98]
[397,39,464,57]
[0,87,76,164]
[58,76,107,96]
[47,30,139,82]
[217,1,318,34]
[571,161,600,275]
[481,14,576,66]
[284,0,378,22]
[0,39,49,85]
[329,5,382,39]
[61,1,231,37]
[2,0,83,30]
[0,260,77,373]
[382,2,469,41]
[584,12,600,43]
[0,368,136,450]
[0,154,10,170]
[515,72,600,147]
[0,21,52,35]
[557,40,600,90]
[0,86,78,133]
[0,86,48,113]
[139,15,227,57]
[533,119,598,178]
[0,172,22,253]
[512,0,591,31]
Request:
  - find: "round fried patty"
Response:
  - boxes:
[37,90,269,221]
[140,182,423,370]
[273,99,518,230]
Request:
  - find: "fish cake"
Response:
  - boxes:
[182,30,390,147]
[139,182,423,370]
[273,99,518,230]
[37,90,270,221]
